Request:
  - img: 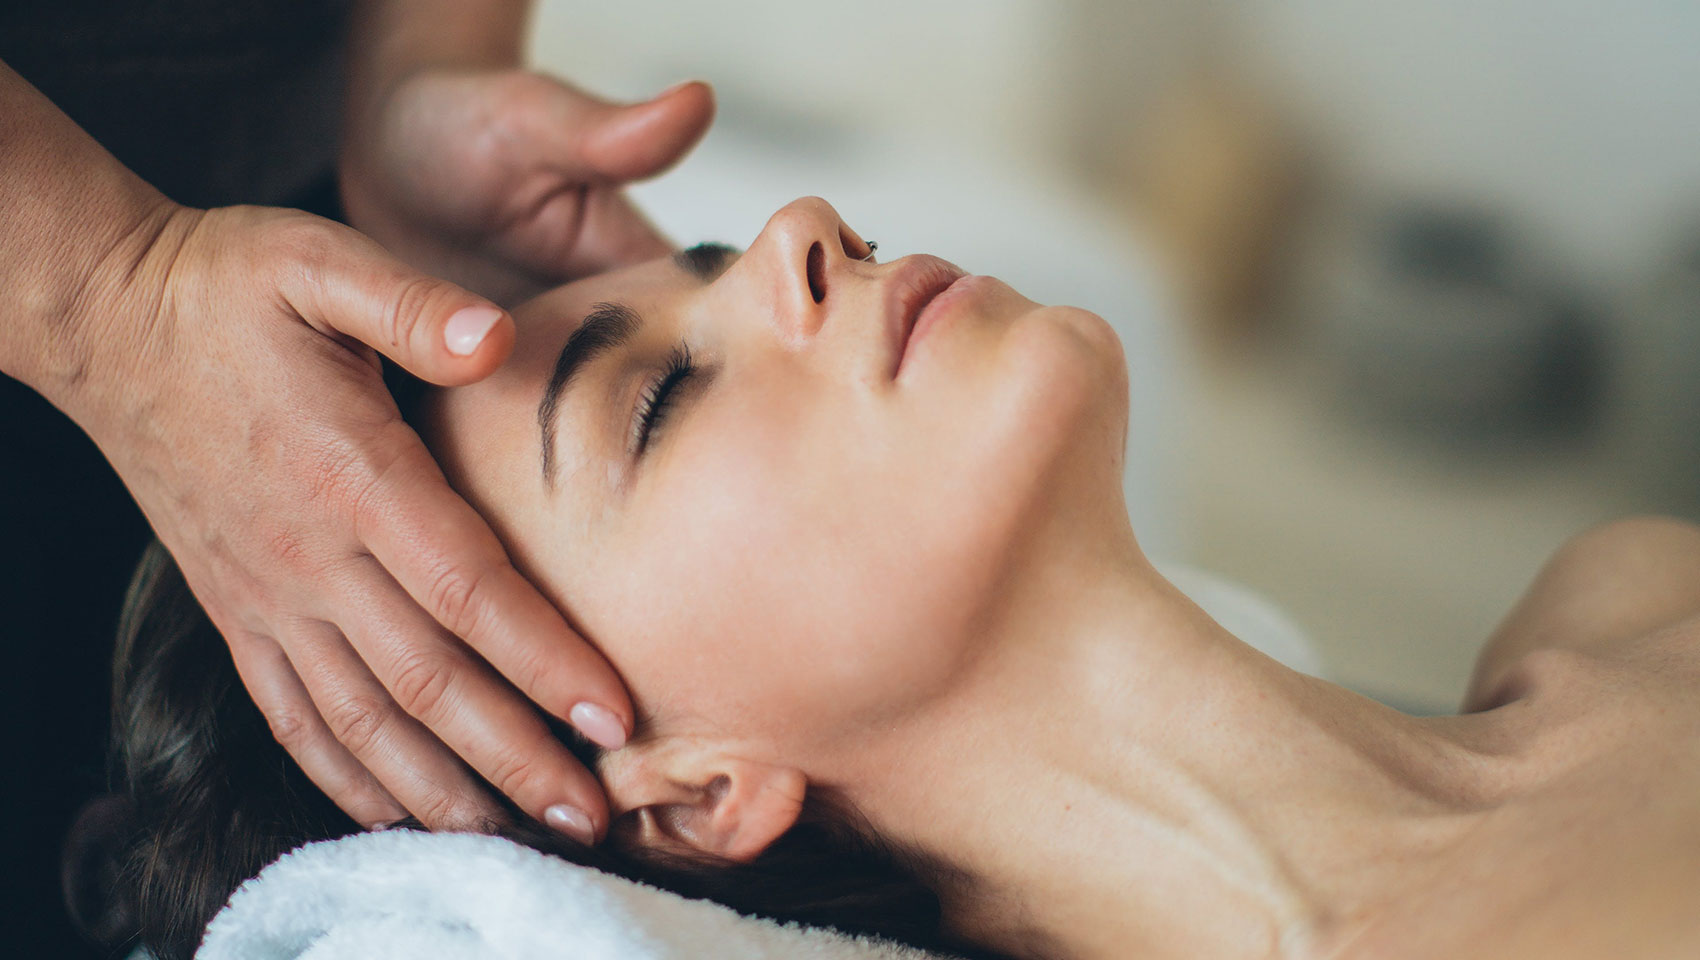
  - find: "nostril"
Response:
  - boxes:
[806,241,826,304]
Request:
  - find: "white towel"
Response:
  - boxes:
[195,830,947,960]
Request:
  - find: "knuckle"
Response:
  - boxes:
[425,561,494,640]
[266,708,313,753]
[344,421,431,525]
[266,214,339,277]
[324,693,396,756]
[387,650,459,724]
[500,639,591,720]
[503,646,563,712]
[412,788,492,833]
[300,433,374,507]
[382,275,448,354]
[307,421,416,518]
[225,597,278,638]
[484,748,544,806]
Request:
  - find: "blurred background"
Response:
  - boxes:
[531,0,1700,712]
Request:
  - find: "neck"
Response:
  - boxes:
[837,536,1516,960]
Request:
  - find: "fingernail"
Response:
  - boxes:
[656,79,700,99]
[444,306,503,356]
[545,804,596,845]
[570,701,629,750]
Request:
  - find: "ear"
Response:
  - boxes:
[600,742,805,863]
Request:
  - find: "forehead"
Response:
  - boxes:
[433,252,724,551]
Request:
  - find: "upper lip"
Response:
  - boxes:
[885,254,966,375]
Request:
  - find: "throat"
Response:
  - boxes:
[836,562,1509,960]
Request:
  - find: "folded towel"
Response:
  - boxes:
[195,830,946,960]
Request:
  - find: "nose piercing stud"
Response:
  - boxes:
[859,240,878,262]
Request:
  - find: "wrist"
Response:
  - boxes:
[0,59,189,406]
[37,198,205,431]
[4,176,174,393]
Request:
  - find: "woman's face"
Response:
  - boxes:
[430,197,1128,768]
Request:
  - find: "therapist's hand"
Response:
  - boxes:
[340,71,714,304]
[68,201,630,844]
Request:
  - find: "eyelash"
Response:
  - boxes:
[634,345,695,455]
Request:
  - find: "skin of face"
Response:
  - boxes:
[426,197,1130,821]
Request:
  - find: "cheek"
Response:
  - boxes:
[586,377,1003,748]
[579,385,850,742]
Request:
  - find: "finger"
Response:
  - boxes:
[334,556,612,844]
[556,188,675,278]
[224,629,408,827]
[280,617,510,834]
[537,79,716,184]
[353,443,635,752]
[279,220,517,387]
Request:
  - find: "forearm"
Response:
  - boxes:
[344,0,533,129]
[0,58,179,408]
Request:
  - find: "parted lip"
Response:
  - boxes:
[885,254,967,376]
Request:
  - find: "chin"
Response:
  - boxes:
[1044,304,1129,399]
[988,301,1127,441]
[959,303,1131,541]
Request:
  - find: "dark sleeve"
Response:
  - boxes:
[0,0,355,209]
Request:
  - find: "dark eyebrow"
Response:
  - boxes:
[673,241,738,282]
[537,301,640,486]
[537,245,736,487]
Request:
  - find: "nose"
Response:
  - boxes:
[752,197,875,340]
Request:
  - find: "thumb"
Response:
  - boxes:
[286,223,516,387]
[570,80,716,183]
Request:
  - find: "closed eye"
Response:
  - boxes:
[633,345,696,456]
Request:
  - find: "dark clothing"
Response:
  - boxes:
[1,4,352,955]
[0,0,354,208]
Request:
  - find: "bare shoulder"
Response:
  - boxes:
[1464,515,1700,712]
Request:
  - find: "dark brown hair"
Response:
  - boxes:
[101,536,1011,960]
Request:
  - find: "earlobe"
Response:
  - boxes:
[603,746,805,863]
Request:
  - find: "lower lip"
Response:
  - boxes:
[904,275,982,364]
